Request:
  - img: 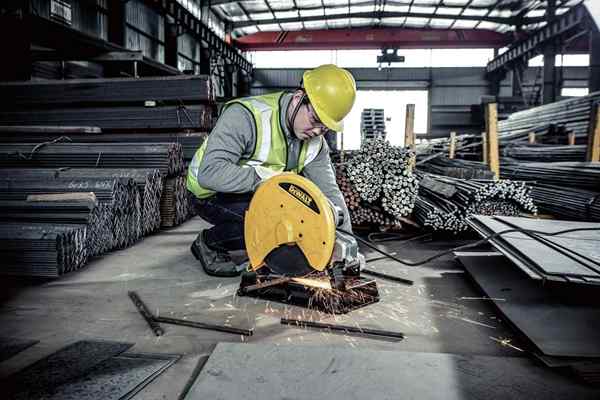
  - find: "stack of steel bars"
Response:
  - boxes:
[418,156,495,179]
[531,184,600,222]
[335,138,418,229]
[413,172,537,233]
[0,131,206,164]
[0,143,185,176]
[0,75,215,132]
[0,223,87,278]
[0,178,141,250]
[501,162,600,191]
[497,92,600,142]
[0,200,111,257]
[0,168,163,235]
[502,144,586,162]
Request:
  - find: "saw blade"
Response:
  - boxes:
[264,244,315,277]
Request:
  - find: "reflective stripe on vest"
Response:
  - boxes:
[186,92,323,199]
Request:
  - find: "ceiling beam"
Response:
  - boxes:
[211,0,559,11]
[231,10,544,29]
[235,28,510,50]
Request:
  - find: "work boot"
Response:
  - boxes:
[190,231,241,277]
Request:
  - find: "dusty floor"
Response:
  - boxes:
[0,217,582,398]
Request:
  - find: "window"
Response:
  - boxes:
[339,90,429,150]
[561,88,589,97]
[529,54,590,67]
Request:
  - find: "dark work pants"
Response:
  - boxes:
[193,193,253,252]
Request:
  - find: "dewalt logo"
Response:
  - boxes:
[288,184,313,207]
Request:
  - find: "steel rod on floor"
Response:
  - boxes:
[154,316,253,336]
[281,318,404,339]
[128,291,164,337]
[361,269,414,285]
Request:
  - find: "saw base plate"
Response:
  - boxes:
[237,272,379,314]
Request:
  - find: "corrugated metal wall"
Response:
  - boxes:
[178,32,202,73]
[30,0,108,39]
[125,0,165,63]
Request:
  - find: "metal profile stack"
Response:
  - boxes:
[0,168,164,235]
[0,143,185,176]
[501,162,600,191]
[418,157,495,179]
[0,132,206,164]
[413,172,537,233]
[502,145,586,162]
[497,92,600,142]
[0,178,141,251]
[0,223,88,278]
[360,109,387,142]
[335,138,418,229]
[0,75,215,132]
[0,200,111,257]
[530,184,600,222]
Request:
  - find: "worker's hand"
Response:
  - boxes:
[325,197,342,227]
[357,252,366,270]
[254,166,282,182]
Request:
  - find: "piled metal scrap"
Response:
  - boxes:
[0,200,111,257]
[413,172,537,233]
[0,178,141,250]
[531,184,600,222]
[0,168,163,235]
[0,143,184,176]
[335,138,417,229]
[502,145,586,162]
[0,223,87,278]
[501,161,600,191]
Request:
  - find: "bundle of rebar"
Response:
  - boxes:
[0,200,111,257]
[502,144,586,162]
[419,157,495,179]
[0,168,163,235]
[0,223,87,278]
[0,178,141,250]
[497,92,600,140]
[334,139,417,229]
[501,162,600,191]
[0,143,185,176]
[530,184,600,222]
[413,172,537,233]
[345,138,418,218]
[160,176,191,228]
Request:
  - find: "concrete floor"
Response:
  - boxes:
[0,217,588,398]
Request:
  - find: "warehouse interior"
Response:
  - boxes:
[1,0,600,398]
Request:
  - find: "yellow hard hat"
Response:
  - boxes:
[303,64,356,132]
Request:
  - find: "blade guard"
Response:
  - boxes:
[244,173,336,272]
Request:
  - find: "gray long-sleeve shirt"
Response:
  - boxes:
[195,92,352,232]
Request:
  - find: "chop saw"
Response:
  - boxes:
[237,173,379,314]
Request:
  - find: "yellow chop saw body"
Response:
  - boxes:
[239,173,379,313]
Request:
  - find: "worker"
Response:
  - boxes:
[187,64,356,277]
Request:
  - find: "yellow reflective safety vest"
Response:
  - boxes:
[187,92,324,199]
